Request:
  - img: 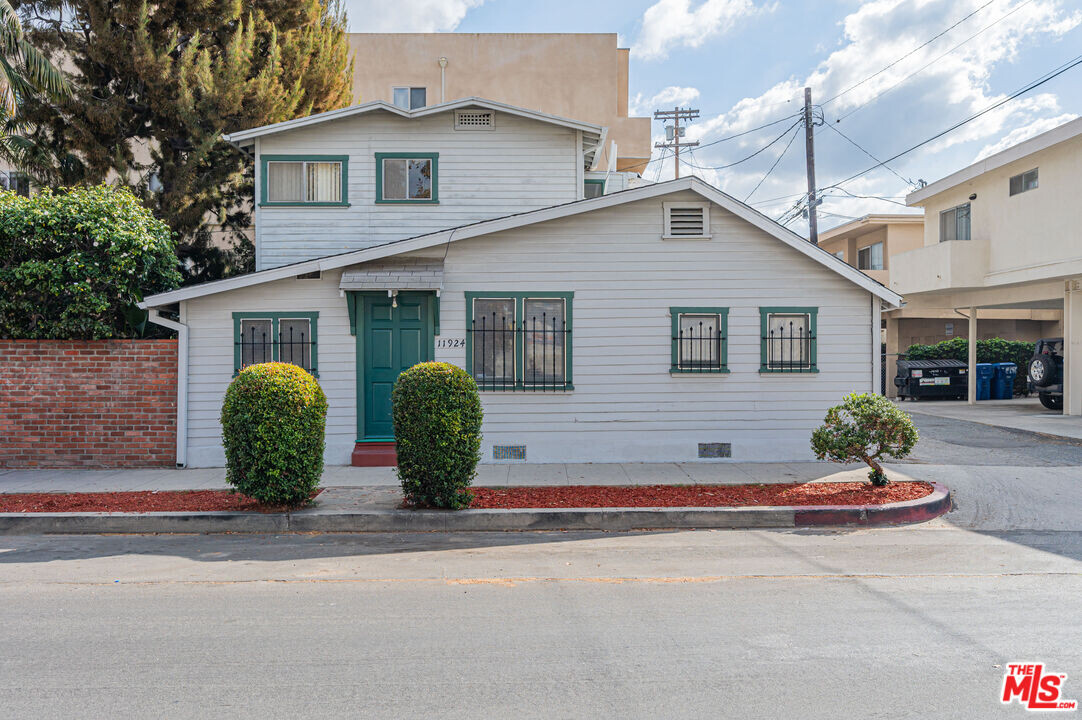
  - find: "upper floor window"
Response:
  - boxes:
[939,203,970,242]
[584,179,605,199]
[1009,168,1038,196]
[393,87,426,110]
[376,152,438,204]
[260,155,348,207]
[857,241,884,271]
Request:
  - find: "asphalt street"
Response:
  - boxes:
[1,411,1080,719]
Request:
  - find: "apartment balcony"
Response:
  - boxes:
[889,240,988,295]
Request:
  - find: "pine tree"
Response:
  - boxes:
[13,0,353,281]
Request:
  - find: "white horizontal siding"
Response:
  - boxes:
[181,191,875,467]
[254,111,578,270]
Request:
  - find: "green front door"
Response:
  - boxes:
[357,292,433,440]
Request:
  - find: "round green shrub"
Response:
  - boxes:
[392,362,483,509]
[220,362,327,507]
[811,393,918,486]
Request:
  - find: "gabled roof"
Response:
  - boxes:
[141,177,903,309]
[223,97,606,169]
[819,213,923,242]
[907,116,1082,205]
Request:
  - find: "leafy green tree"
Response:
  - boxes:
[0,0,68,161]
[12,0,353,281]
[811,393,919,486]
[0,185,181,339]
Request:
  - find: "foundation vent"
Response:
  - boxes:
[493,444,526,461]
[698,442,731,459]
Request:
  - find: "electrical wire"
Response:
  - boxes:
[822,122,913,186]
[835,0,1037,123]
[820,187,912,207]
[821,0,996,108]
[744,122,802,202]
[679,118,804,171]
[820,52,1082,190]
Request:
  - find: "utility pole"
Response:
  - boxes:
[803,87,819,245]
[654,106,700,179]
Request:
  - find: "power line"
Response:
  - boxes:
[679,118,804,171]
[821,0,996,108]
[744,122,802,202]
[835,0,1036,123]
[822,122,912,186]
[821,52,1082,191]
[821,187,911,207]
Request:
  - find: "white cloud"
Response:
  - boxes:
[634,0,768,60]
[629,86,701,115]
[343,0,484,32]
[973,112,1079,159]
[640,0,1082,234]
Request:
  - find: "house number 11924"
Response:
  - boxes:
[436,338,466,349]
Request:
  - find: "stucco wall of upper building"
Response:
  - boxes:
[347,33,651,172]
[818,214,923,287]
[896,119,1082,295]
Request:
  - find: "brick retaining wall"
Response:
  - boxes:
[0,340,177,468]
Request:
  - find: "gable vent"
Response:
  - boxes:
[455,109,495,130]
[663,202,710,238]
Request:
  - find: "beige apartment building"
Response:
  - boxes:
[888,117,1081,412]
[347,33,652,172]
[818,214,924,288]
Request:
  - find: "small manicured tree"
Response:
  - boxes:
[811,393,918,486]
[220,363,327,507]
[392,362,483,509]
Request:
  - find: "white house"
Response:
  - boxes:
[141,99,901,468]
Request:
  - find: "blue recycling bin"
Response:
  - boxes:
[992,362,1017,400]
[975,363,994,401]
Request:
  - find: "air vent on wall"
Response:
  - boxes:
[664,202,709,238]
[455,110,495,130]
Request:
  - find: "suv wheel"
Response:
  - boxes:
[1030,356,1056,387]
[1039,393,1063,411]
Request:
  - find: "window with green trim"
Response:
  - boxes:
[760,307,817,373]
[376,152,438,203]
[260,155,348,207]
[466,292,573,391]
[233,312,319,376]
[671,307,728,374]
[584,179,605,199]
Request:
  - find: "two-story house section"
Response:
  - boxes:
[144,99,901,469]
[891,117,1082,413]
[224,98,606,270]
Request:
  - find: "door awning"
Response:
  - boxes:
[339,258,443,291]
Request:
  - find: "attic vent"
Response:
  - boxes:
[663,202,711,239]
[455,109,495,130]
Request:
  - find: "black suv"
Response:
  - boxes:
[1028,338,1064,410]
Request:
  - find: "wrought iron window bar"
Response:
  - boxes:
[469,312,571,391]
[236,325,315,373]
[672,321,725,372]
[763,320,817,372]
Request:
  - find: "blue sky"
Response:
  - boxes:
[343,0,1082,233]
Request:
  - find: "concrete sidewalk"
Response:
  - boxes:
[0,461,867,494]
[899,396,1082,442]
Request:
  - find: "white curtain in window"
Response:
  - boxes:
[306,162,341,203]
[383,158,407,199]
[267,162,304,202]
[766,313,810,369]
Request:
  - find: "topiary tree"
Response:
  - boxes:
[392,362,483,509]
[220,362,327,507]
[0,185,181,339]
[811,393,918,486]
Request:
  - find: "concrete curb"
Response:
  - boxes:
[0,483,950,534]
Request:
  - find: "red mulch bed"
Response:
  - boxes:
[0,490,321,514]
[469,482,933,509]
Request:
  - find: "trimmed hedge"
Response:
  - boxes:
[904,337,1034,395]
[0,185,181,339]
[392,362,483,509]
[220,363,327,507]
[811,393,919,486]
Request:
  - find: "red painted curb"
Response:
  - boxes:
[793,482,950,527]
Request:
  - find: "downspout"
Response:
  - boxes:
[438,57,448,103]
[147,309,189,467]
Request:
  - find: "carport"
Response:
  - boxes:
[885,277,1082,415]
